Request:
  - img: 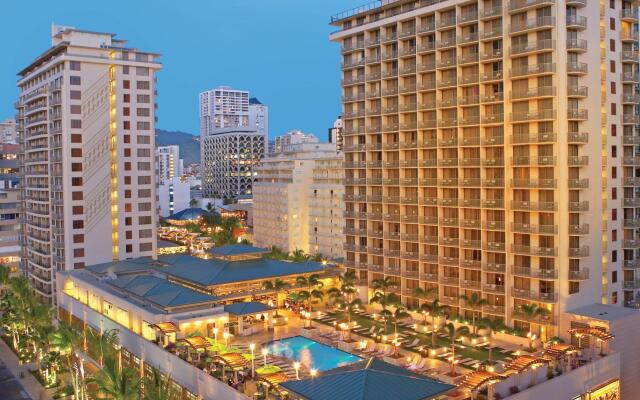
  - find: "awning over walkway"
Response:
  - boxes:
[150,321,179,334]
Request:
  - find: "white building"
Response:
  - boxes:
[249,97,269,136]
[16,25,161,302]
[253,142,344,258]
[0,118,17,144]
[273,130,319,154]
[328,116,344,151]
[200,86,267,199]
[156,145,183,183]
[157,177,191,218]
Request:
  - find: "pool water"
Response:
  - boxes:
[264,336,362,371]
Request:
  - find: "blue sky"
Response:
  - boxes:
[0,0,364,139]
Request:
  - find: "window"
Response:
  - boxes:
[611,103,616,115]
[123,121,130,130]
[612,187,617,199]
[126,231,132,240]
[124,162,131,171]
[612,250,617,262]
[137,149,151,157]
[612,229,617,241]
[71,148,82,157]
[139,242,153,252]
[71,177,83,186]
[569,281,579,294]
[136,108,150,117]
[612,291,618,305]
[125,217,132,226]
[122,66,129,75]
[138,176,151,184]
[72,220,83,229]
[139,229,152,238]
[124,148,131,157]
[71,163,82,172]
[612,208,617,221]
[72,206,83,215]
[137,135,151,144]
[123,94,130,103]
[611,145,617,157]
[124,135,130,143]
[125,203,132,212]
[123,107,130,116]
[72,191,83,200]
[70,90,81,100]
[126,244,132,253]
[611,82,616,94]
[124,190,131,199]
[138,202,152,211]
[123,80,130,89]
[612,270,618,283]
[138,189,151,198]
[70,61,81,71]
[71,134,82,143]
[136,67,149,76]
[137,162,151,171]
[136,81,150,90]
[612,166,617,179]
[124,176,131,185]
[70,105,81,114]
[71,120,82,129]
[137,122,150,130]
[73,248,85,258]
[139,216,152,225]
[70,76,81,85]
[610,18,615,30]
[73,234,84,244]
[74,262,85,269]
[611,124,616,136]
[137,94,150,103]
[610,39,615,52]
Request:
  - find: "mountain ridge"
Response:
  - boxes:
[155,128,200,165]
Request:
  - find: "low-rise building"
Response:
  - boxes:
[158,177,191,218]
[0,118,17,144]
[273,130,318,154]
[253,143,344,258]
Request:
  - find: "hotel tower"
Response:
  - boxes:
[330,0,640,338]
[16,26,161,302]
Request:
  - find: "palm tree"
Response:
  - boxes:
[89,355,141,400]
[262,279,290,316]
[413,287,437,325]
[0,264,9,287]
[459,292,489,335]
[425,299,447,349]
[389,306,410,338]
[327,270,360,340]
[48,323,85,400]
[143,367,172,400]
[294,274,324,328]
[441,322,470,375]
[189,198,198,208]
[205,202,214,213]
[518,303,550,350]
[371,276,395,296]
[86,328,119,366]
[370,292,400,334]
[478,317,505,364]
[290,249,309,262]
[265,246,288,260]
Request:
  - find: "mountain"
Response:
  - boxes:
[155,129,200,165]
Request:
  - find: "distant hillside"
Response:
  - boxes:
[155,129,200,165]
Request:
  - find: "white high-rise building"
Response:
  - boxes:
[328,116,344,151]
[0,118,17,144]
[253,142,344,258]
[200,86,267,199]
[16,25,161,302]
[330,0,640,339]
[249,97,269,136]
[274,130,319,154]
[157,177,190,218]
[156,145,183,183]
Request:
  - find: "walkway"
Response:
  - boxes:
[0,339,51,400]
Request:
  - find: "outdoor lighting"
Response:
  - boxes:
[262,348,268,366]
[213,327,218,343]
[310,368,318,378]
[223,331,230,346]
[488,366,495,373]
[249,343,256,377]
[293,361,301,380]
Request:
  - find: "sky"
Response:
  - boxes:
[0,0,365,139]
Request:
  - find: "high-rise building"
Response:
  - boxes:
[249,97,269,136]
[328,116,344,150]
[157,176,191,217]
[16,25,161,302]
[0,118,17,144]
[201,128,265,199]
[253,142,344,258]
[330,0,640,339]
[274,129,319,154]
[0,144,21,276]
[200,86,267,199]
[156,145,183,183]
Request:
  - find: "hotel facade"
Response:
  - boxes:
[330,0,640,339]
[16,26,161,302]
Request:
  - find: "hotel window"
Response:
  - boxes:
[73,248,85,258]
[126,244,132,253]
[140,242,152,251]
[72,191,83,200]
[569,282,579,294]
[71,148,82,157]
[70,105,81,114]
[70,76,81,85]
[73,234,84,244]
[70,61,81,71]
[123,80,130,89]
[70,90,81,100]
[71,120,82,129]
[136,81,150,90]
[612,270,618,283]
[72,220,83,229]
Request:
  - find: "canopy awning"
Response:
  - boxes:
[504,355,549,372]
[569,327,615,341]
[212,352,247,371]
[178,335,209,350]
[150,321,179,334]
[460,370,505,392]
[543,343,578,359]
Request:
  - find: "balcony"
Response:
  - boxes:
[512,309,556,325]
[621,8,639,22]
[437,37,457,49]
[567,86,588,97]
[623,279,640,290]
[481,49,503,61]
[568,178,589,189]
[568,201,589,212]
[566,15,587,30]
[481,27,503,40]
[399,27,416,38]
[511,109,556,122]
[510,16,555,34]
[567,62,588,74]
[481,6,502,19]
[483,283,505,294]
[418,23,435,34]
[508,0,555,13]
[512,223,557,234]
[566,38,587,52]
[568,156,589,166]
[511,244,557,257]
[569,246,589,257]
[511,288,558,303]
[511,178,557,189]
[511,63,555,77]
[511,85,556,100]
[437,17,456,29]
[511,266,558,279]
[622,72,639,83]
[510,39,555,55]
[568,268,590,280]
[568,131,588,143]
[623,115,640,124]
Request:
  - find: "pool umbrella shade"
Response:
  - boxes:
[178,336,209,350]
[212,353,247,371]
[150,322,179,334]
[504,355,549,373]
[460,370,506,392]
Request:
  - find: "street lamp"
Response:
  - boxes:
[249,343,256,377]
[310,368,318,378]
[213,327,218,343]
[293,361,301,380]
[223,331,230,347]
[262,348,268,367]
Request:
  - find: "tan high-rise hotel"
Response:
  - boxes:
[16,26,161,302]
[330,0,639,338]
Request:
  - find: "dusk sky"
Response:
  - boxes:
[0,0,365,139]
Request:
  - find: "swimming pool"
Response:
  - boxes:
[264,336,362,371]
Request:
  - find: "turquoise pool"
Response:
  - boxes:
[264,336,362,371]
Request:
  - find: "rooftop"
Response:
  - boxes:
[224,301,273,316]
[280,358,454,400]
[167,208,208,221]
[567,303,640,322]
[208,244,268,257]
[108,274,218,309]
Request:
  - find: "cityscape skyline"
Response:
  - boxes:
[0,0,364,139]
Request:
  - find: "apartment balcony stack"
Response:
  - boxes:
[330,0,640,338]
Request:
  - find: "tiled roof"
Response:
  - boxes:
[168,208,207,221]
[224,301,273,316]
[280,358,454,400]
[209,244,268,257]
[107,274,218,308]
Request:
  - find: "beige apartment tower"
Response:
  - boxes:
[330,0,640,338]
[16,26,161,302]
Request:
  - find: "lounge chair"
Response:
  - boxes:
[408,359,427,371]
[403,338,420,349]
